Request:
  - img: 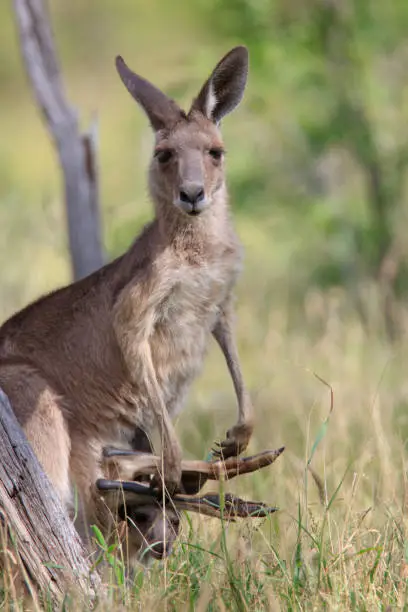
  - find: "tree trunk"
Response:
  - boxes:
[0,388,99,607]
[12,0,105,281]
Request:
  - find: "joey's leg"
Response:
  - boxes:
[212,300,254,458]
[0,362,72,510]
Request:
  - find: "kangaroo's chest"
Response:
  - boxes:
[149,256,239,411]
[155,261,231,353]
[162,262,229,324]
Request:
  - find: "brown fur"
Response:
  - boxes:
[0,46,253,561]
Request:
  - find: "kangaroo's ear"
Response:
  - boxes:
[189,46,248,124]
[116,56,184,131]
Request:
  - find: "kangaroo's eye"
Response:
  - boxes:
[208,148,224,161]
[155,149,173,164]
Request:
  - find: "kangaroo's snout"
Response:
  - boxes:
[178,182,206,215]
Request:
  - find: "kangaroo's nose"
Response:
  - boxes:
[179,184,205,205]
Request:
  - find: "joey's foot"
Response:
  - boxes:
[212,422,254,460]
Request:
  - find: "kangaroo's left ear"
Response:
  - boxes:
[116,55,183,131]
[189,46,249,124]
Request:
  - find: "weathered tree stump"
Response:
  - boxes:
[0,388,99,607]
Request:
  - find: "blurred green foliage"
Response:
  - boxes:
[201,0,408,288]
[1,0,408,331]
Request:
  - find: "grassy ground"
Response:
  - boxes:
[2,284,408,610]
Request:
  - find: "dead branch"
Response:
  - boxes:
[12,0,104,281]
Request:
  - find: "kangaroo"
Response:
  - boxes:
[0,46,253,561]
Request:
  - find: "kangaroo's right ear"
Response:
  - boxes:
[116,56,183,131]
[189,46,249,124]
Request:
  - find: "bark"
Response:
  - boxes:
[0,388,99,607]
[12,0,105,281]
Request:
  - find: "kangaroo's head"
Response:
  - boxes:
[116,47,248,218]
[118,501,180,565]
